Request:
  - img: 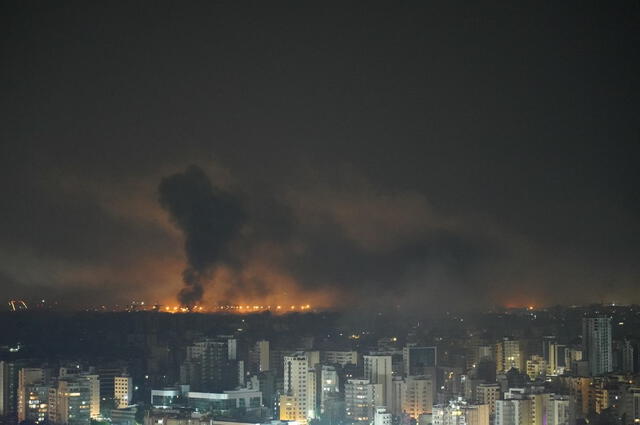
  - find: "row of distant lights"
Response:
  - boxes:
[162,304,312,312]
[220,304,311,310]
[164,306,202,312]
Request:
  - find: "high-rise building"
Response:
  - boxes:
[322,351,359,366]
[344,379,383,423]
[545,343,570,375]
[525,356,547,380]
[22,383,50,424]
[250,340,270,373]
[110,405,137,425]
[403,346,437,377]
[403,376,433,418]
[96,364,128,408]
[542,337,556,365]
[476,383,500,419]
[622,340,635,374]
[374,407,392,425]
[433,399,489,425]
[0,361,20,422]
[467,345,494,371]
[280,352,316,424]
[495,389,573,425]
[181,338,240,392]
[52,374,100,425]
[582,317,612,376]
[495,397,531,425]
[256,370,278,414]
[114,376,133,408]
[391,377,405,417]
[17,368,49,423]
[545,395,574,425]
[319,365,339,414]
[306,351,321,370]
[364,355,393,409]
[496,338,524,374]
[622,387,640,425]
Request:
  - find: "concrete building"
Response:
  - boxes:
[495,389,573,425]
[496,339,524,374]
[188,389,262,415]
[364,355,393,409]
[476,383,500,418]
[322,351,359,366]
[495,397,531,425]
[23,383,51,424]
[403,376,433,418]
[545,395,574,425]
[622,340,635,374]
[279,352,316,423]
[114,375,133,408]
[151,388,182,408]
[403,346,437,376]
[0,361,19,421]
[251,341,270,373]
[17,368,49,423]
[52,373,100,425]
[111,406,138,425]
[374,407,392,425]
[96,364,128,410]
[622,387,640,425]
[319,365,339,414]
[306,352,320,370]
[433,399,489,425]
[391,377,405,417]
[345,379,383,423]
[181,337,241,392]
[582,317,612,376]
[525,356,547,380]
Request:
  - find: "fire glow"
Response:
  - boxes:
[161,303,314,314]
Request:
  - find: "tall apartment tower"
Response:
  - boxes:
[0,361,19,421]
[344,379,383,423]
[363,355,393,409]
[582,317,612,376]
[433,400,490,425]
[494,398,531,425]
[403,376,433,418]
[114,375,133,408]
[17,368,48,423]
[53,374,100,425]
[545,395,574,425]
[403,345,437,376]
[253,340,270,372]
[622,340,635,374]
[374,407,392,425]
[322,350,358,366]
[280,352,316,424]
[476,383,500,418]
[319,365,339,414]
[181,337,239,392]
[496,338,524,373]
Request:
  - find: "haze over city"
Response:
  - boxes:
[2,4,640,425]
[2,2,639,313]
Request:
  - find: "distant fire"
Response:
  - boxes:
[161,303,315,314]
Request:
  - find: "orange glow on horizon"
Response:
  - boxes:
[156,302,322,314]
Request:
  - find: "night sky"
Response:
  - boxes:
[1,1,639,311]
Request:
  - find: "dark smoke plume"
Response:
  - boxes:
[158,165,244,307]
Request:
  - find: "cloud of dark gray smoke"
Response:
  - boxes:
[158,165,244,307]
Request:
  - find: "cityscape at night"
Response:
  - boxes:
[1,2,639,425]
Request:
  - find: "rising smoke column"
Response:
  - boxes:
[158,165,244,307]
